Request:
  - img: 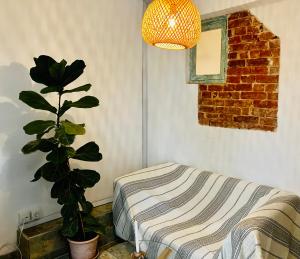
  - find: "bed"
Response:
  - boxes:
[113,163,300,258]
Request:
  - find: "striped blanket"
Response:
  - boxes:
[113,163,300,259]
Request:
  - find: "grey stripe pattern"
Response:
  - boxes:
[113,163,300,259]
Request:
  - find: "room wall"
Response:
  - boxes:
[147,0,300,197]
[0,0,142,252]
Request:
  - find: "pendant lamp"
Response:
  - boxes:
[142,0,201,50]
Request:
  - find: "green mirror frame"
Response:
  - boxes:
[187,15,228,84]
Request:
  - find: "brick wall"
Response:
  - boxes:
[199,11,280,131]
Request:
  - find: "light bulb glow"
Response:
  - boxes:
[168,17,176,28]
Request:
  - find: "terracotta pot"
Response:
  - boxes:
[68,234,99,259]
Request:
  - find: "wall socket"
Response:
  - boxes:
[18,207,41,225]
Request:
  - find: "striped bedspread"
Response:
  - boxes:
[113,163,300,259]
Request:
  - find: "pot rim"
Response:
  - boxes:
[68,233,99,245]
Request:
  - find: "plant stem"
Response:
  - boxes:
[78,211,85,240]
[56,93,62,127]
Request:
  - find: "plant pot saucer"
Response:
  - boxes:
[92,251,100,259]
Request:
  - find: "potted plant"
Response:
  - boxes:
[19,55,104,259]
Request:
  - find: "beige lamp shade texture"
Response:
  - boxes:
[142,0,201,50]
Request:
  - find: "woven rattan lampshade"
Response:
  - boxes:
[142,0,201,50]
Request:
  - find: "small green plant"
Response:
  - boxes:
[19,55,104,241]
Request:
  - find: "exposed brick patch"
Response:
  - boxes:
[199,11,280,131]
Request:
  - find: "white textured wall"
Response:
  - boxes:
[147,0,300,197]
[0,0,142,252]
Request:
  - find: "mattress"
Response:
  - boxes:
[113,163,300,259]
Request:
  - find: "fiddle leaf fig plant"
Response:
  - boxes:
[19,55,104,241]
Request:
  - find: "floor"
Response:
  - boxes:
[99,242,134,259]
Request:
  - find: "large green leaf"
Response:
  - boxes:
[59,96,99,116]
[72,169,100,188]
[40,86,60,94]
[61,203,78,219]
[63,84,91,94]
[71,96,99,108]
[36,162,66,182]
[23,120,55,135]
[37,138,57,152]
[61,60,86,87]
[22,138,57,154]
[61,120,85,135]
[49,59,67,81]
[46,146,75,164]
[51,178,70,199]
[73,142,102,162]
[80,200,93,214]
[30,56,86,92]
[55,127,76,146]
[61,217,79,238]
[19,91,57,114]
[22,140,41,154]
[30,55,58,88]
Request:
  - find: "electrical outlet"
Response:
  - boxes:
[18,207,41,225]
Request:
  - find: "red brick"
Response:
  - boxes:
[271,48,280,57]
[230,43,249,52]
[246,58,269,66]
[235,83,252,91]
[267,92,278,100]
[260,117,277,126]
[206,113,219,119]
[199,117,210,125]
[241,92,266,100]
[270,67,279,75]
[227,67,251,75]
[227,107,242,115]
[252,17,263,27]
[234,116,259,123]
[227,75,241,83]
[230,100,253,107]
[249,41,268,50]
[219,92,240,99]
[229,18,252,28]
[239,52,249,59]
[253,100,278,108]
[199,85,207,91]
[229,36,241,44]
[200,106,215,112]
[234,27,247,35]
[241,34,258,42]
[247,26,260,34]
[265,84,278,92]
[242,108,250,115]
[202,91,211,98]
[228,60,246,67]
[208,85,223,91]
[200,99,214,105]
[259,32,277,40]
[249,50,272,58]
[224,100,234,106]
[252,84,265,91]
[228,52,238,59]
[224,84,235,91]
[198,112,206,120]
[256,75,279,83]
[270,58,280,67]
[269,39,280,49]
[252,108,277,117]
[229,11,250,20]
[241,75,255,83]
[250,67,269,74]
